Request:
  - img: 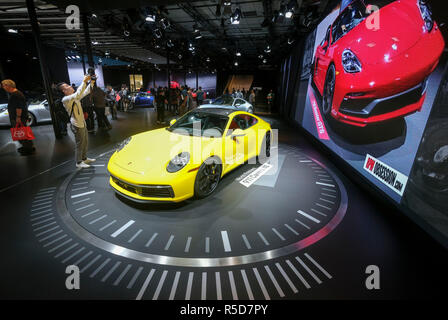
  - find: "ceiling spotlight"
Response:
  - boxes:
[167,39,174,48]
[264,45,271,53]
[285,0,296,19]
[76,55,80,59]
[206,57,210,62]
[92,13,97,18]
[279,4,286,17]
[178,54,182,59]
[236,51,241,56]
[32,56,37,60]
[272,10,279,23]
[234,61,238,66]
[263,59,267,64]
[193,24,200,32]
[223,1,231,6]
[288,38,294,44]
[72,43,77,48]
[105,50,110,56]
[8,28,18,34]
[230,8,241,25]
[148,57,152,60]
[146,14,156,22]
[258,54,264,59]
[154,28,162,38]
[92,41,99,45]
[160,18,170,29]
[123,29,130,37]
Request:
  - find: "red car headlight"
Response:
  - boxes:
[418,0,434,32]
[342,49,362,73]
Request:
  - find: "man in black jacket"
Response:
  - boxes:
[156,87,168,124]
[91,83,111,130]
[1,79,35,155]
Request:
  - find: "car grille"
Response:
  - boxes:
[369,85,424,117]
[339,80,426,119]
[111,176,174,198]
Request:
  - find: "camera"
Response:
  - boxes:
[87,67,97,81]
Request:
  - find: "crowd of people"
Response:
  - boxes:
[1,73,276,168]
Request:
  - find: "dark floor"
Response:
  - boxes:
[0,107,447,300]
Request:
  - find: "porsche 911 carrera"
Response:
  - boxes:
[107,108,272,202]
[312,0,444,127]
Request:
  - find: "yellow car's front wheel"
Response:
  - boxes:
[194,157,222,199]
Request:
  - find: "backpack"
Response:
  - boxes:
[54,98,74,124]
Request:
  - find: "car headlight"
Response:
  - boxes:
[418,0,434,32]
[342,49,362,73]
[166,152,190,173]
[117,137,131,152]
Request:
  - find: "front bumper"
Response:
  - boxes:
[331,26,444,127]
[335,79,427,126]
[107,157,197,203]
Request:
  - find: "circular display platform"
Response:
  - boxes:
[30,144,348,299]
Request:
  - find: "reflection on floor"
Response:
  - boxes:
[0,108,446,299]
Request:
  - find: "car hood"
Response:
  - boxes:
[112,128,218,175]
[341,1,422,66]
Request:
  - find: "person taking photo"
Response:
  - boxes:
[58,75,96,169]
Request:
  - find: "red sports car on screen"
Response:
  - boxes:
[312,0,444,127]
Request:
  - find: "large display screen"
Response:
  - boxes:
[293,0,447,240]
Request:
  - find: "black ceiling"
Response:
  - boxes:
[0,0,335,71]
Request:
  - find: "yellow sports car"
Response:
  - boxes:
[107,108,272,202]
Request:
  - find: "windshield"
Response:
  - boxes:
[212,96,234,106]
[332,0,395,44]
[167,111,229,137]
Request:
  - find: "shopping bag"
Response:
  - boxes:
[10,124,35,141]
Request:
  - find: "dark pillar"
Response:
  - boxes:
[80,48,86,74]
[26,0,61,139]
[166,49,171,90]
[82,13,94,68]
[195,69,199,89]
[152,70,156,88]
[132,71,136,91]
[0,60,5,80]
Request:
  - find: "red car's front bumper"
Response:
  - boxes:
[330,27,444,127]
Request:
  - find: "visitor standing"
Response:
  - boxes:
[58,75,96,169]
[1,79,35,155]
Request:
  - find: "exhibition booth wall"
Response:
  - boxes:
[278,0,448,247]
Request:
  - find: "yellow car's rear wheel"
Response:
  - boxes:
[194,157,222,199]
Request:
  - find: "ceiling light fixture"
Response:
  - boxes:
[8,28,18,33]
[146,14,156,22]
[285,0,297,19]
[236,51,241,56]
[230,8,241,25]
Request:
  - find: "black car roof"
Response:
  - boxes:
[193,107,237,116]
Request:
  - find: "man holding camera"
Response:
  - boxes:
[58,75,96,169]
